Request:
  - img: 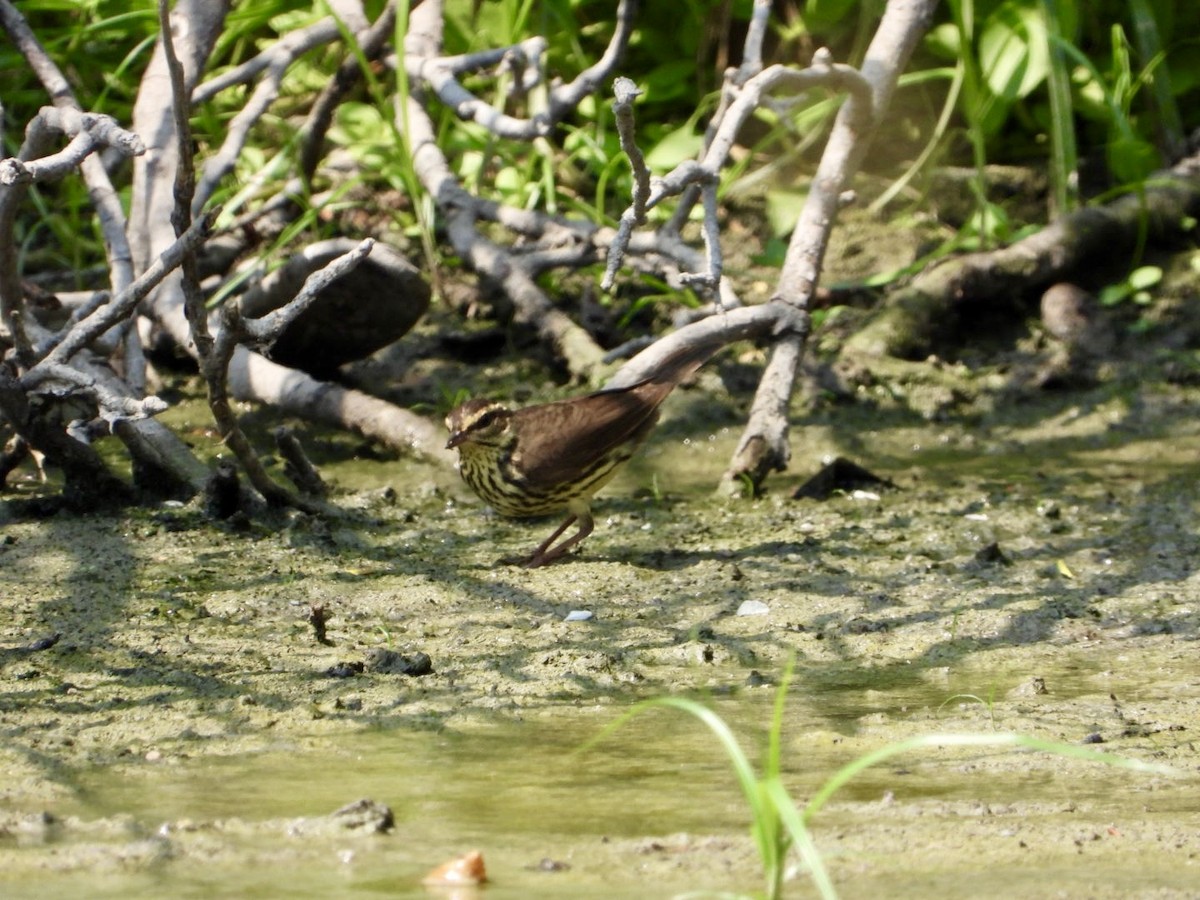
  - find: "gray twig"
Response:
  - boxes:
[396,0,636,141]
[604,54,871,302]
[612,77,649,220]
[22,362,169,423]
[36,211,215,368]
[237,238,375,347]
[724,0,937,492]
[159,0,323,513]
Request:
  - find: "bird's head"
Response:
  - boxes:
[445,398,513,450]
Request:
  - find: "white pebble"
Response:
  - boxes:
[736,600,770,616]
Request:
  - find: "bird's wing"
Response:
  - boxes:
[509,382,672,490]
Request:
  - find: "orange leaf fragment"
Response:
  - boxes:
[422,849,487,887]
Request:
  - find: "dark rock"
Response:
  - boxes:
[239,239,429,374]
[793,456,896,500]
[364,648,433,677]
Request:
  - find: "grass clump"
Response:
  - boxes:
[593,657,1174,899]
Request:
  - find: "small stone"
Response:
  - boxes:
[736,600,770,616]
[973,542,1011,566]
[564,610,593,622]
[364,648,433,677]
[331,798,394,833]
[793,457,896,500]
[25,632,62,652]
[745,670,771,687]
[1038,500,1061,519]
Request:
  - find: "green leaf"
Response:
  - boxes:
[924,22,962,60]
[979,0,1050,100]
[643,124,704,173]
[752,236,788,268]
[1127,265,1163,291]
[1107,136,1160,183]
[765,189,808,237]
[641,60,702,103]
[805,0,859,28]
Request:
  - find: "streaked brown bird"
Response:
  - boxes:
[445,342,716,567]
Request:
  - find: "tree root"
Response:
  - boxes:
[841,154,1200,366]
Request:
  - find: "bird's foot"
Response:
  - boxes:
[498,547,573,568]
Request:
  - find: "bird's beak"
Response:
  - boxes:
[446,431,465,450]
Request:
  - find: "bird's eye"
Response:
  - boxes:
[474,410,498,429]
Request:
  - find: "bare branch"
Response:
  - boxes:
[195,3,390,212]
[21,362,169,422]
[191,18,343,104]
[398,1,606,377]
[399,0,636,141]
[612,77,649,219]
[408,37,552,139]
[735,0,773,82]
[546,0,639,120]
[32,291,108,359]
[1,0,152,388]
[157,0,208,353]
[0,122,55,363]
[0,111,143,187]
[158,0,322,512]
[297,3,397,185]
[725,0,938,492]
[237,238,375,347]
[604,56,872,296]
[600,76,653,293]
[37,211,216,368]
[0,364,131,505]
[0,0,75,107]
[274,426,329,498]
[0,86,138,371]
[686,180,722,295]
[607,301,808,391]
[845,153,1200,363]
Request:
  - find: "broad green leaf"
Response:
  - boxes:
[1107,136,1160,183]
[925,22,962,60]
[766,189,808,237]
[643,124,704,173]
[980,0,1050,100]
[642,60,701,103]
[1127,265,1163,291]
[805,0,859,28]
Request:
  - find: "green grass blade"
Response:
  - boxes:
[764,776,838,900]
[804,732,1176,820]
[583,696,780,889]
[1042,0,1078,215]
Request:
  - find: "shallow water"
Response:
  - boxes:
[5,701,770,898]
[5,663,1195,899]
[3,383,1200,897]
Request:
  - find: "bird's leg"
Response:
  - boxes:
[500,514,574,567]
[505,506,596,568]
[529,511,594,567]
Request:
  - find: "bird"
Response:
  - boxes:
[444,340,718,567]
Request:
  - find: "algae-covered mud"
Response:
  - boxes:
[2,379,1199,897]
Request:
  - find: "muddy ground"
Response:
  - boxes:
[2,366,1198,897]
